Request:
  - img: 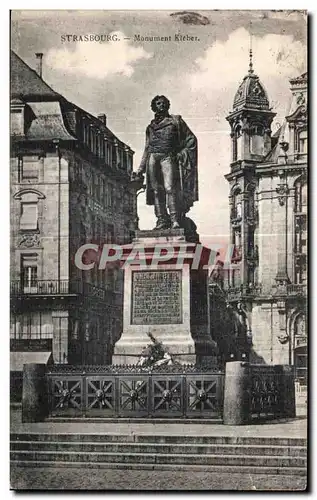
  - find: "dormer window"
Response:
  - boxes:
[18,157,39,182]
[11,99,25,136]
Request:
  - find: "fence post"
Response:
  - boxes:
[281,365,296,418]
[22,363,48,423]
[223,361,250,425]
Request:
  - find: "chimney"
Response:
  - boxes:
[97,114,107,127]
[35,53,43,78]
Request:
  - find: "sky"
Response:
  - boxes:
[10,10,307,251]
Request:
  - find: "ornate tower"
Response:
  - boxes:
[225,50,276,289]
[225,47,307,383]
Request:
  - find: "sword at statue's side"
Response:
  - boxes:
[177,154,184,205]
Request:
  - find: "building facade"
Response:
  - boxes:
[224,56,307,389]
[10,51,137,367]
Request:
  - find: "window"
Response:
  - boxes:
[95,176,100,200]
[109,184,114,208]
[232,190,242,220]
[295,180,307,214]
[20,202,38,230]
[298,130,307,154]
[21,158,39,181]
[235,125,242,160]
[112,146,117,167]
[294,314,307,386]
[91,171,95,198]
[70,318,79,340]
[21,254,38,291]
[94,133,98,155]
[100,177,105,205]
[101,137,106,158]
[232,125,242,162]
[118,148,125,169]
[88,126,93,150]
[104,182,109,207]
[250,124,264,155]
[11,108,24,135]
[294,179,307,284]
[106,142,112,165]
[83,121,87,144]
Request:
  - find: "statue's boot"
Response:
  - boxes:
[168,193,181,229]
[154,193,170,230]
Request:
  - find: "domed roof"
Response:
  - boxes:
[233,55,270,112]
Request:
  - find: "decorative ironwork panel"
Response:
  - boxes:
[250,366,282,420]
[151,376,184,416]
[86,377,115,415]
[186,374,224,417]
[118,375,149,416]
[46,367,225,419]
[49,376,83,415]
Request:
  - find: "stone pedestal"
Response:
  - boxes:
[22,363,48,423]
[112,229,217,365]
[223,361,250,425]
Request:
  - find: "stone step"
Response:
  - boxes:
[10,433,307,447]
[10,440,307,457]
[10,450,307,468]
[10,460,307,476]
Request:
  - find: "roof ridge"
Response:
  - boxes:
[10,49,60,99]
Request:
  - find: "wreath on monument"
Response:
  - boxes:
[137,332,177,370]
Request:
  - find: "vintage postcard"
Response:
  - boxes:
[10,9,307,491]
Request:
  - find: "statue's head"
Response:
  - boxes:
[151,95,170,113]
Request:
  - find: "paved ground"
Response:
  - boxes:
[10,407,307,438]
[10,466,307,491]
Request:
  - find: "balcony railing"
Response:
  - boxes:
[287,284,307,296]
[10,280,121,302]
[226,284,263,300]
[226,283,307,301]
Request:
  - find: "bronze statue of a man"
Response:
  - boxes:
[136,95,198,230]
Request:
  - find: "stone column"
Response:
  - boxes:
[223,361,250,425]
[22,364,48,423]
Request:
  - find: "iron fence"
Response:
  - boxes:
[249,364,295,422]
[47,365,224,419]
